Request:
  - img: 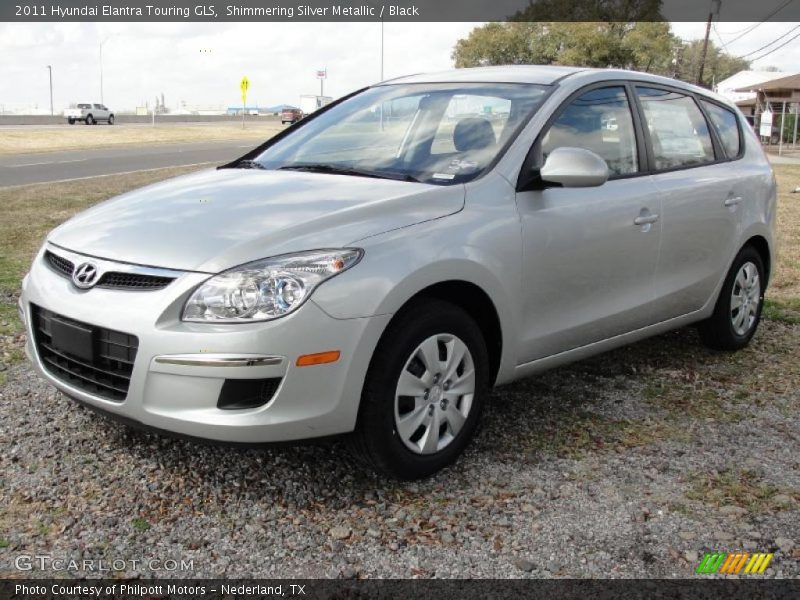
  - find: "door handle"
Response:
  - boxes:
[724,196,743,207]
[634,214,659,226]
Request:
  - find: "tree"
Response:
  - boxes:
[452,22,750,88]
[673,39,751,88]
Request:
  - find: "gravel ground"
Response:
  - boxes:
[0,318,798,579]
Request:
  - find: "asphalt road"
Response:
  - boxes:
[0,140,260,187]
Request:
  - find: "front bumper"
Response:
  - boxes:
[21,246,391,443]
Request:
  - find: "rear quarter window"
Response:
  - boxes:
[636,87,716,171]
[700,100,742,159]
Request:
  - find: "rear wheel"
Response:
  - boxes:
[349,299,489,479]
[698,246,765,351]
[68,118,75,125]
[85,114,94,125]
[108,114,114,125]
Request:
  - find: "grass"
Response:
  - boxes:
[131,517,151,532]
[0,121,284,155]
[685,469,795,513]
[769,164,800,306]
[763,297,800,325]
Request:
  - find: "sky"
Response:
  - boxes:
[0,21,797,113]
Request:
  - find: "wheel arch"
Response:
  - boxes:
[742,234,771,286]
[385,280,504,386]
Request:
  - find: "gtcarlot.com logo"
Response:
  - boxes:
[14,554,194,572]
[696,552,774,575]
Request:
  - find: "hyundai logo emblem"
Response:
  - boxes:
[72,262,99,289]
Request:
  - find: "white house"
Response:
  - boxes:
[714,70,796,104]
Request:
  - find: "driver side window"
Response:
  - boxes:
[542,86,638,176]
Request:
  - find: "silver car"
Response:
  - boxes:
[21,67,776,479]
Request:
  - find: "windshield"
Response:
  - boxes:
[248,83,549,185]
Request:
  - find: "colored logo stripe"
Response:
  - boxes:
[697,552,774,574]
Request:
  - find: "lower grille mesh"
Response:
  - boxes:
[32,305,138,402]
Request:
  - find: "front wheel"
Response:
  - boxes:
[108,114,114,125]
[349,299,489,479]
[698,246,765,351]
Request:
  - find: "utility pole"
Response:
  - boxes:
[697,0,721,87]
[380,21,384,81]
[99,36,112,103]
[46,65,53,115]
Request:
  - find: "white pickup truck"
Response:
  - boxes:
[64,103,114,125]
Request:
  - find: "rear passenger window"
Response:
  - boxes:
[636,87,715,170]
[701,100,742,158]
[542,86,638,176]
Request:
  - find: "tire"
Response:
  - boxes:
[108,114,114,125]
[68,118,75,125]
[698,245,765,351]
[85,114,94,125]
[349,298,489,479]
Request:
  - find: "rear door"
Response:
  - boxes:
[634,86,742,320]
[515,84,662,362]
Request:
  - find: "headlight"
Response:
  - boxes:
[182,249,362,323]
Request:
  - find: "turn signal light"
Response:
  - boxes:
[296,350,341,367]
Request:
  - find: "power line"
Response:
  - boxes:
[720,0,795,45]
[737,24,800,58]
[748,28,800,61]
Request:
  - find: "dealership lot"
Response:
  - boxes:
[0,162,798,578]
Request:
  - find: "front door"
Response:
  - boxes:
[515,85,662,363]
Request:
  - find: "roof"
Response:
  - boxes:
[382,65,586,86]
[736,73,800,92]
[379,66,714,99]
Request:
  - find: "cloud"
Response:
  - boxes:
[2,22,796,113]
[0,22,475,112]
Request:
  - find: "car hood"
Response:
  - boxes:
[48,168,464,272]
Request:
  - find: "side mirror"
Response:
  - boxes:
[540,147,609,188]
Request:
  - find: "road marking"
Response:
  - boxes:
[0,161,218,189]
[10,158,88,167]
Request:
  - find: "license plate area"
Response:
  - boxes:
[49,317,94,362]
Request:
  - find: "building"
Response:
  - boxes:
[734,73,800,145]
[714,70,793,105]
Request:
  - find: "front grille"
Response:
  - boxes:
[44,250,175,291]
[45,250,74,278]
[32,305,138,402]
[96,272,175,290]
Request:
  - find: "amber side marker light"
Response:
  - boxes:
[296,350,341,367]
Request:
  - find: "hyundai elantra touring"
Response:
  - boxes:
[21,66,776,478]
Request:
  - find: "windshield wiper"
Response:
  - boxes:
[279,164,419,183]
[236,159,267,170]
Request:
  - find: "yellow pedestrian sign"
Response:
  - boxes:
[240,76,250,128]
[240,76,249,103]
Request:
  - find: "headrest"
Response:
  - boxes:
[453,118,496,152]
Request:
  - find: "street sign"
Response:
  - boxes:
[240,76,249,128]
[759,110,773,137]
[316,69,327,79]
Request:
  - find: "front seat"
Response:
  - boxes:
[453,117,496,152]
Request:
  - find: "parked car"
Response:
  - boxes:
[64,103,114,125]
[22,67,776,479]
[280,107,303,124]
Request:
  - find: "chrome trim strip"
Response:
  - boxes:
[154,355,284,368]
[46,243,189,279]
